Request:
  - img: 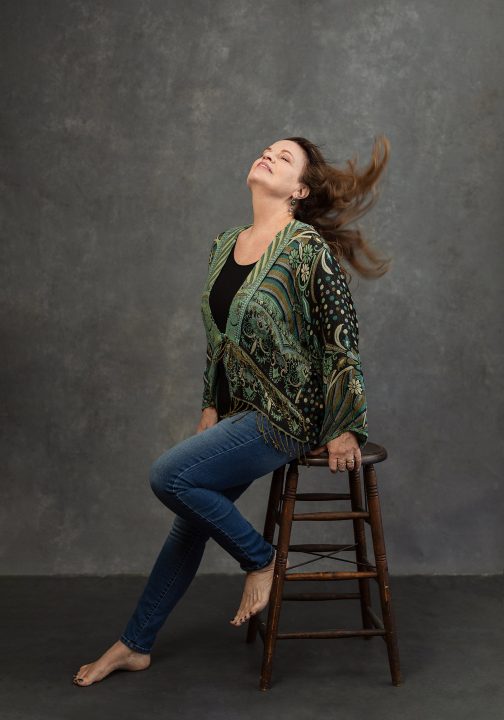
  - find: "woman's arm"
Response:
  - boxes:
[201,340,215,411]
[200,234,220,411]
[300,239,368,449]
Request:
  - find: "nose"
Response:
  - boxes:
[262,151,273,164]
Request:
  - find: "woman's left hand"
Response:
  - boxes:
[308,431,361,473]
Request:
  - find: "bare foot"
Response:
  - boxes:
[72,640,151,686]
[230,550,289,627]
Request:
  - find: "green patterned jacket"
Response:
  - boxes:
[200,218,368,462]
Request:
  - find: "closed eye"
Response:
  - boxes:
[260,149,291,163]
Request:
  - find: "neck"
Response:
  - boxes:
[248,190,293,237]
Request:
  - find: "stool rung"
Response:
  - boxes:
[288,543,357,552]
[294,492,351,501]
[256,621,386,640]
[291,510,369,521]
[276,628,386,640]
[285,570,377,581]
[282,591,362,601]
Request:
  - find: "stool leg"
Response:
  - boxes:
[246,464,286,644]
[260,460,299,691]
[364,463,403,686]
[348,466,373,637]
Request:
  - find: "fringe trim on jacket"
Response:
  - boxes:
[220,391,312,465]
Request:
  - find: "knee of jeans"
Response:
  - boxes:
[149,454,184,497]
[149,459,162,496]
[149,456,172,497]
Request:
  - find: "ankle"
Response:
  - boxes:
[118,639,144,655]
[253,555,276,574]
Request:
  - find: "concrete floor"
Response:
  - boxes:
[1,574,502,719]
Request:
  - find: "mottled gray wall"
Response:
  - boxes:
[1,0,503,576]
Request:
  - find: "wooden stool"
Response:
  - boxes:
[245,441,403,691]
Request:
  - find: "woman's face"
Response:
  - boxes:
[247,139,309,200]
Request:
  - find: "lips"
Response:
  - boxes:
[258,161,272,173]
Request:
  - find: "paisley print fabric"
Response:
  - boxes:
[200,219,368,462]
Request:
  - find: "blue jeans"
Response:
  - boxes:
[119,409,313,654]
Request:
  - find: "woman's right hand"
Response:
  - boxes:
[196,406,219,433]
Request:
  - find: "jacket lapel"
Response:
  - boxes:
[202,219,302,345]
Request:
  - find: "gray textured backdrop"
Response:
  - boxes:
[1,0,503,575]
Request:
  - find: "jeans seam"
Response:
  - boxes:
[124,532,204,649]
[230,410,251,423]
[171,484,271,571]
[168,432,264,490]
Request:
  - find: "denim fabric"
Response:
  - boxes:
[119,409,313,654]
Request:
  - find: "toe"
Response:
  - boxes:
[73,665,90,685]
[77,672,96,686]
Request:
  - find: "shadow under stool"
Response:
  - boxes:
[245,440,403,691]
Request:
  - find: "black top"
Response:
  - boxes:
[209,246,258,417]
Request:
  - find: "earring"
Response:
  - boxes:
[288,197,297,215]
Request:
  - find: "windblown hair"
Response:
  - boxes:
[286,135,392,283]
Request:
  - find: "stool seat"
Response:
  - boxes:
[245,440,403,691]
[304,440,387,466]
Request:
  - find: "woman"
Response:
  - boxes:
[73,135,391,686]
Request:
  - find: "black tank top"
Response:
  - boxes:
[209,247,258,417]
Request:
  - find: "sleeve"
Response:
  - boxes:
[201,235,220,411]
[303,241,368,449]
[201,341,215,411]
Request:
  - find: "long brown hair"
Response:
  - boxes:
[286,135,392,282]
